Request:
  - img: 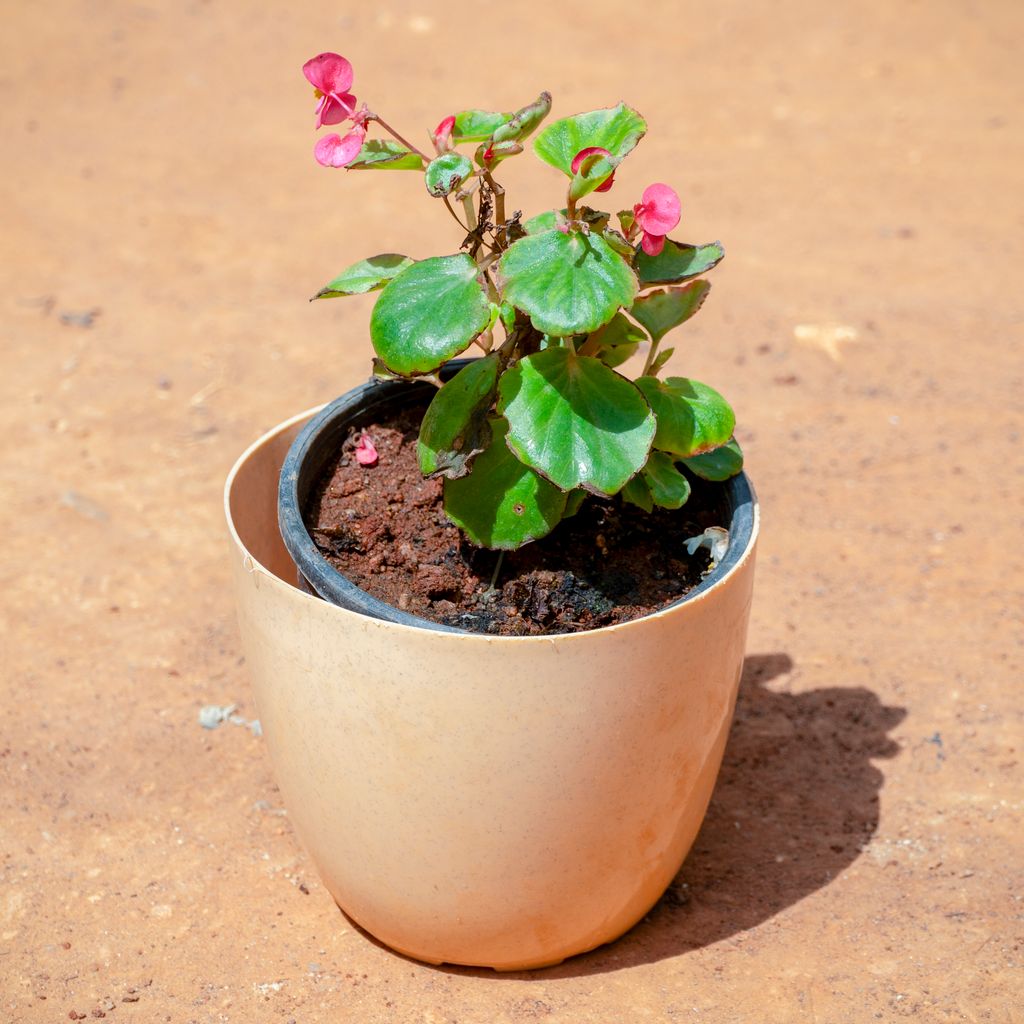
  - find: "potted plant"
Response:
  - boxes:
[223,52,758,970]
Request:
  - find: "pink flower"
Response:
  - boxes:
[633,183,681,256]
[303,52,358,129]
[571,146,615,193]
[314,124,367,168]
[432,115,455,152]
[354,432,378,467]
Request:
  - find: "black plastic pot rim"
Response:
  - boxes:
[279,364,757,636]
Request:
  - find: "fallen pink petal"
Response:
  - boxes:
[354,433,379,466]
[314,126,367,168]
[571,146,615,192]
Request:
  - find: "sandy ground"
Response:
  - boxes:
[2,0,1022,1020]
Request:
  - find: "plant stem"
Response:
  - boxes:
[483,171,506,246]
[442,195,469,231]
[488,551,506,592]
[369,114,428,160]
[641,338,662,376]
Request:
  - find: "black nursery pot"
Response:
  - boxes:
[278,360,756,634]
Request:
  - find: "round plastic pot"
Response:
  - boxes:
[225,405,758,971]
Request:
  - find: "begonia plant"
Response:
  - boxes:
[305,52,743,550]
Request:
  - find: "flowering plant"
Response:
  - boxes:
[305,52,742,550]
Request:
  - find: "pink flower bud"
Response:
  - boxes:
[432,115,456,151]
[354,433,379,466]
[571,146,615,192]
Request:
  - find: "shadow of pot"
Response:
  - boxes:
[224,405,759,971]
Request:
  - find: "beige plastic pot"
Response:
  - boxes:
[225,408,758,971]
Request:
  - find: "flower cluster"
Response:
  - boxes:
[303,52,370,168]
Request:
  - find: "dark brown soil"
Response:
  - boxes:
[304,406,733,635]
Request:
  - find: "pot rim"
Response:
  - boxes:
[260,372,761,634]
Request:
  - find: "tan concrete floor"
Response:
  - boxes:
[2,0,1021,1019]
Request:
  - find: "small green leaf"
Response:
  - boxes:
[534,103,647,177]
[635,376,736,457]
[642,452,692,509]
[425,152,474,197]
[630,280,711,343]
[418,356,499,479]
[498,229,638,337]
[568,151,616,201]
[443,417,567,550]
[453,109,512,143]
[617,209,636,235]
[311,254,414,299]
[498,348,655,495]
[587,312,647,368]
[683,437,744,481]
[491,91,552,145]
[636,240,725,285]
[647,346,675,376]
[523,209,561,235]
[564,489,588,518]
[621,474,653,512]
[370,254,491,375]
[602,229,635,258]
[348,140,424,171]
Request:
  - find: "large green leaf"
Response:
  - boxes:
[497,348,655,495]
[425,152,474,197]
[491,92,552,145]
[348,140,424,170]
[630,281,711,343]
[498,229,637,337]
[443,417,567,550]
[683,437,744,480]
[522,209,560,235]
[533,103,647,176]
[311,254,414,299]
[636,240,725,285]
[370,255,491,375]
[417,356,499,479]
[452,109,512,143]
[635,376,735,457]
[642,452,692,509]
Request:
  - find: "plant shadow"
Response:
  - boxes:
[430,651,907,978]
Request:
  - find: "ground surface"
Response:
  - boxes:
[2,1,1022,1020]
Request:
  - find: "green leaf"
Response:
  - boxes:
[498,229,638,337]
[311,254,414,299]
[424,152,474,197]
[453,109,512,143]
[642,452,692,509]
[635,376,736,457]
[683,437,744,481]
[417,356,499,479]
[602,229,635,258]
[647,346,675,376]
[533,103,647,177]
[568,151,616,201]
[564,489,587,518]
[370,254,491,375]
[621,475,653,512]
[497,348,655,495]
[443,417,567,550]
[491,91,552,145]
[587,312,647,368]
[630,280,711,343]
[523,209,561,235]
[636,240,725,286]
[348,140,424,171]
[617,209,636,235]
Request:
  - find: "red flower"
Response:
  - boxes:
[303,52,358,130]
[571,146,615,193]
[633,183,681,256]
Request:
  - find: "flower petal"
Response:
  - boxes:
[641,231,666,256]
[314,126,367,168]
[318,92,358,127]
[433,115,455,150]
[303,52,354,94]
[354,433,379,466]
[636,183,681,235]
